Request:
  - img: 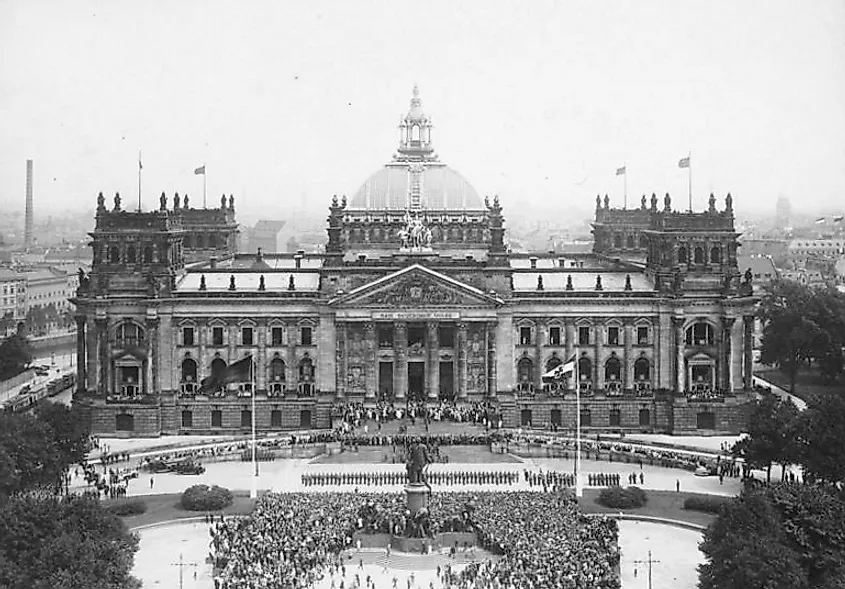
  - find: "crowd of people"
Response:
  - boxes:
[301,470,520,488]
[333,401,501,432]
[210,491,620,589]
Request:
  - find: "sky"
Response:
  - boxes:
[1,0,844,222]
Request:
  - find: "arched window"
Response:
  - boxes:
[517,357,533,385]
[604,357,621,382]
[578,357,592,381]
[626,235,635,248]
[270,357,286,382]
[411,125,420,141]
[299,356,314,382]
[639,235,647,248]
[634,357,651,381]
[694,247,705,264]
[143,246,153,263]
[126,245,136,263]
[208,234,217,248]
[184,235,193,248]
[685,322,714,346]
[181,358,197,382]
[677,246,688,264]
[109,245,120,264]
[210,358,227,381]
[196,234,205,249]
[116,322,142,348]
[545,355,562,373]
[613,234,622,249]
[710,247,721,264]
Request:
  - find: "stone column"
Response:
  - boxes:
[365,322,377,398]
[673,316,685,393]
[426,321,439,400]
[564,319,575,391]
[75,315,86,391]
[335,322,347,399]
[623,320,633,392]
[286,321,297,392]
[228,323,237,365]
[95,316,109,395]
[198,319,207,385]
[86,316,98,392]
[145,313,159,396]
[487,321,497,397]
[594,322,604,391]
[257,319,267,393]
[394,322,407,399]
[534,321,543,391]
[743,315,754,390]
[457,322,468,398]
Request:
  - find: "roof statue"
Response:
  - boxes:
[398,211,433,251]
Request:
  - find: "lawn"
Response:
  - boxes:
[314,445,521,464]
[756,366,844,404]
[114,488,718,530]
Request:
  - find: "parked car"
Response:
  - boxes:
[174,460,205,475]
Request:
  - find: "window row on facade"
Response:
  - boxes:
[516,323,652,347]
[178,324,314,347]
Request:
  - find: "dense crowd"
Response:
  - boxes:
[301,470,519,488]
[333,401,501,431]
[211,491,619,589]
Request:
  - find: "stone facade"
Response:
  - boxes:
[71,89,758,437]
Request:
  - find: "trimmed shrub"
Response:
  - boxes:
[683,495,730,514]
[180,484,233,511]
[596,486,648,509]
[106,499,148,516]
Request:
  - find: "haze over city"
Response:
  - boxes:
[1,0,844,218]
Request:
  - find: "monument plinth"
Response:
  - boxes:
[405,483,430,516]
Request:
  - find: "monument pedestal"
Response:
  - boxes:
[405,483,430,516]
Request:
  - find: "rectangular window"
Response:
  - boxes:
[300,326,312,346]
[182,327,194,346]
[578,326,590,346]
[549,326,561,346]
[242,327,253,346]
[638,408,651,427]
[607,326,620,346]
[271,327,283,346]
[211,410,222,428]
[438,325,455,348]
[609,408,621,427]
[580,409,592,427]
[181,410,193,428]
[271,409,283,428]
[519,327,532,346]
[212,326,224,347]
[637,326,649,345]
[378,325,394,348]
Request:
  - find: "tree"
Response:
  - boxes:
[796,392,845,484]
[36,403,91,468]
[731,394,801,482]
[0,334,33,380]
[0,413,65,499]
[699,484,845,589]
[0,494,140,589]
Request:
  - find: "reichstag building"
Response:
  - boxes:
[72,88,757,436]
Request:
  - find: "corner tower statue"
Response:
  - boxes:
[71,86,758,438]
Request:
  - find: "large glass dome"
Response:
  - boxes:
[349,163,483,210]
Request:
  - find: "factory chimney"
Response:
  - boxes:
[24,159,33,251]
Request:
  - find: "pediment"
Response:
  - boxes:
[330,264,501,308]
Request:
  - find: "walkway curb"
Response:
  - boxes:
[587,512,706,532]
[130,516,206,532]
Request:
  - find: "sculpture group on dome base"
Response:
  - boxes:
[398,211,433,252]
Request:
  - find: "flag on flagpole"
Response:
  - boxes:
[221,355,253,385]
[833,215,843,223]
[194,165,206,175]
[616,166,626,176]
[139,154,143,170]
[678,157,690,169]
[814,217,826,224]
[542,354,577,379]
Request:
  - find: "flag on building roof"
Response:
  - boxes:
[194,165,205,175]
[678,156,690,169]
[616,166,626,176]
[833,215,844,223]
[815,217,826,224]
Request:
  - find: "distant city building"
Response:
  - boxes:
[72,88,758,437]
[787,238,845,262]
[248,220,289,253]
[0,269,27,336]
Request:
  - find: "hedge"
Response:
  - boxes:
[683,495,731,514]
[595,486,648,509]
[106,499,148,516]
[180,484,233,511]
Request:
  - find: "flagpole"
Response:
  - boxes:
[250,356,257,499]
[623,162,628,210]
[575,354,582,499]
[138,150,142,212]
[688,151,692,212]
[203,164,207,209]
